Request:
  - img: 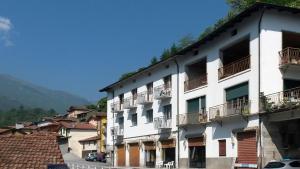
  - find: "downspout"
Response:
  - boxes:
[258,7,266,169]
[112,90,115,167]
[173,58,180,168]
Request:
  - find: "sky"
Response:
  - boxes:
[0,0,229,102]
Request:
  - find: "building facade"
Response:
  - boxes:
[100,3,300,169]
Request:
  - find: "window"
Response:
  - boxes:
[83,143,85,150]
[218,140,226,157]
[163,104,172,119]
[132,88,137,100]
[187,96,206,114]
[146,109,153,123]
[164,75,172,89]
[119,116,124,130]
[119,94,124,104]
[132,113,137,126]
[147,83,153,94]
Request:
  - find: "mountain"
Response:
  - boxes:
[0,74,90,113]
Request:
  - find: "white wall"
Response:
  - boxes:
[68,129,97,158]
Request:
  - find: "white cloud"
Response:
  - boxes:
[0,16,13,46]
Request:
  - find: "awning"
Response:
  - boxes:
[188,137,204,147]
[144,141,156,151]
[160,139,175,149]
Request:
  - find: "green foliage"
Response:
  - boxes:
[97,97,107,112]
[150,57,158,65]
[0,106,58,127]
[119,71,136,80]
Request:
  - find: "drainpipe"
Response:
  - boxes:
[258,7,266,169]
[173,58,180,168]
[112,90,115,167]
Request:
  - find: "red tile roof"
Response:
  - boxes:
[79,135,100,142]
[0,132,64,169]
[60,122,96,130]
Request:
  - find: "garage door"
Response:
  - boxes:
[117,145,125,166]
[237,131,257,168]
[129,143,140,167]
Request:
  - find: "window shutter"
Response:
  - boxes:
[226,82,248,101]
[187,98,199,113]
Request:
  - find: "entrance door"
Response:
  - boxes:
[129,143,140,167]
[188,137,205,168]
[237,131,257,169]
[117,145,125,166]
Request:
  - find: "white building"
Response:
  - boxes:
[100,3,300,169]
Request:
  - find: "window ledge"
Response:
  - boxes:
[218,69,251,83]
[184,84,208,94]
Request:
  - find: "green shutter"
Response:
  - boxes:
[226,82,248,101]
[187,98,199,113]
[200,96,206,109]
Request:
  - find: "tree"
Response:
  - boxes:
[177,34,195,50]
[150,57,158,65]
[97,97,107,112]
[160,48,171,60]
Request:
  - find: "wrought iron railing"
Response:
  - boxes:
[177,110,207,126]
[154,84,172,99]
[111,126,124,136]
[154,117,172,129]
[123,97,137,109]
[209,100,251,120]
[218,56,250,79]
[261,87,300,113]
[184,74,207,91]
[137,91,153,104]
[279,47,300,66]
[111,101,123,112]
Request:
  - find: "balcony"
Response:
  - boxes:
[112,126,124,137]
[184,74,207,92]
[111,102,124,113]
[177,111,207,127]
[123,97,137,109]
[261,87,300,113]
[154,117,172,129]
[209,100,251,121]
[137,91,153,105]
[218,56,250,79]
[154,85,172,100]
[279,47,300,69]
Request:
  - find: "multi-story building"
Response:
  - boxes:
[100,3,300,169]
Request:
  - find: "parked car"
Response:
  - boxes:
[97,152,107,163]
[85,152,97,162]
[264,160,300,169]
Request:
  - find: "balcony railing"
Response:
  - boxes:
[209,100,251,120]
[111,101,124,113]
[261,87,300,113]
[137,91,153,105]
[154,117,172,129]
[184,74,207,92]
[177,110,207,126]
[112,126,124,136]
[154,85,172,99]
[123,97,137,109]
[279,47,300,67]
[218,56,250,79]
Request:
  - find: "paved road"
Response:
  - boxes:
[63,153,110,169]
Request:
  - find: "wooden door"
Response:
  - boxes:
[129,143,140,167]
[117,145,125,166]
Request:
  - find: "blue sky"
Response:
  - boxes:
[0,0,229,102]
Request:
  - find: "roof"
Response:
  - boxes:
[0,132,64,168]
[99,2,300,92]
[79,135,100,142]
[0,128,11,134]
[60,122,96,130]
[87,112,107,122]
[67,106,89,112]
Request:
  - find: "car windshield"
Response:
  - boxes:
[265,162,285,168]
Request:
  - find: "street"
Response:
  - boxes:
[63,152,110,169]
